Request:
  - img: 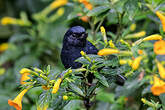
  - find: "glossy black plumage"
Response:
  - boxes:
[61,26,98,69]
[61,26,125,86]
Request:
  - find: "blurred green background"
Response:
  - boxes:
[0,0,165,110]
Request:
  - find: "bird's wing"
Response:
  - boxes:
[85,41,98,55]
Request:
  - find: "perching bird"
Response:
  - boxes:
[61,26,125,86]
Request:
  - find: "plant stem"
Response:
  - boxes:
[95,18,104,34]
[115,12,125,43]
[89,19,96,41]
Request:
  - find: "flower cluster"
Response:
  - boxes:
[8,66,74,110]
[97,10,165,97]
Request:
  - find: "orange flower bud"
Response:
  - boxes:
[156,11,165,32]
[156,61,165,79]
[97,48,120,56]
[143,34,162,41]
[138,50,143,55]
[19,68,31,74]
[52,78,62,94]
[50,0,68,10]
[131,56,143,70]
[80,16,89,22]
[119,60,127,65]
[42,85,51,90]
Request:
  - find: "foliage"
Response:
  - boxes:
[0,0,165,110]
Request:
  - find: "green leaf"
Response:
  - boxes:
[69,83,84,97]
[67,12,78,20]
[87,6,110,16]
[9,34,32,43]
[142,85,152,95]
[159,94,165,106]
[87,84,97,96]
[27,87,43,102]
[75,57,90,65]
[51,95,69,110]
[37,90,51,108]
[90,0,110,5]
[124,0,139,20]
[63,100,83,110]
[94,72,109,87]
[0,44,23,65]
[14,55,40,74]
[96,91,115,103]
[46,65,50,75]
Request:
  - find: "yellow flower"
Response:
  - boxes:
[80,51,86,56]
[20,73,31,85]
[143,34,162,41]
[52,78,62,94]
[1,17,29,26]
[50,0,68,10]
[0,68,5,75]
[141,98,155,107]
[68,70,72,73]
[100,26,106,36]
[8,88,30,110]
[1,17,17,25]
[151,75,165,96]
[37,104,49,110]
[155,11,165,32]
[125,31,146,39]
[154,40,165,55]
[63,95,68,100]
[19,68,31,74]
[57,8,65,16]
[130,23,136,31]
[156,61,165,79]
[80,51,91,62]
[131,56,143,70]
[119,60,127,65]
[141,98,147,103]
[119,59,133,66]
[109,40,116,48]
[100,26,108,44]
[128,59,133,66]
[97,48,120,56]
[0,43,8,52]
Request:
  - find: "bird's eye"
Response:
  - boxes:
[72,33,76,37]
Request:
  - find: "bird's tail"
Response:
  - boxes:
[115,74,126,86]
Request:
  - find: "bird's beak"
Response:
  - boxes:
[85,33,88,38]
[82,33,88,39]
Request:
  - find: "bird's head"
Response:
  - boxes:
[63,26,88,47]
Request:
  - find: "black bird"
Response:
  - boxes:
[61,26,125,86]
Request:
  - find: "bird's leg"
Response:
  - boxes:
[84,98,91,110]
